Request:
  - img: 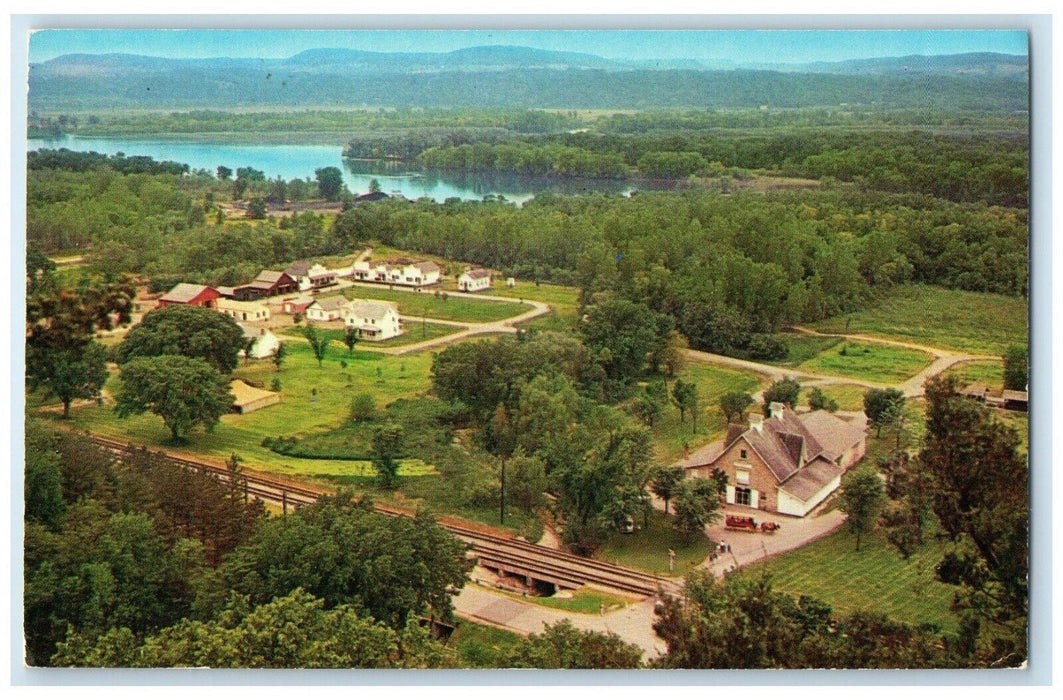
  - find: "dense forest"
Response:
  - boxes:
[411,128,1027,207]
[27,144,1027,362]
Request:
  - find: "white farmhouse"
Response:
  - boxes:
[217,298,271,323]
[305,295,348,322]
[351,259,440,287]
[238,326,281,359]
[285,260,336,291]
[458,268,492,292]
[341,299,403,341]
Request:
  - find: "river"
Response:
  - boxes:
[27,135,641,204]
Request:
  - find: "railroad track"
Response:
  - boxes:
[85,434,674,598]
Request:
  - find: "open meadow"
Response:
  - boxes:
[797,340,932,385]
[811,285,1028,356]
[340,286,527,323]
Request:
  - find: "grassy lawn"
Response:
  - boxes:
[56,340,438,481]
[341,286,526,323]
[739,526,959,633]
[797,384,869,412]
[597,509,710,577]
[650,361,766,462]
[810,284,1028,356]
[279,321,462,348]
[482,584,634,615]
[797,341,932,385]
[448,619,523,668]
[766,332,843,367]
[945,360,1004,390]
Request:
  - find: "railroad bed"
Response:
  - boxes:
[86,435,675,599]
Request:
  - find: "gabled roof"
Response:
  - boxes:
[778,458,844,502]
[344,299,398,320]
[683,406,866,483]
[414,261,441,274]
[285,260,313,277]
[218,298,268,311]
[310,295,348,312]
[462,268,491,280]
[798,410,868,462]
[255,270,291,285]
[160,283,216,303]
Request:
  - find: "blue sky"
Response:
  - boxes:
[28,29,1028,64]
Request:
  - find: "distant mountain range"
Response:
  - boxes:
[29,46,1029,112]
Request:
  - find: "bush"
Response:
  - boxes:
[745,334,789,361]
[349,393,376,422]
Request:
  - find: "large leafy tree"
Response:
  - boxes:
[27,277,135,418]
[762,378,801,411]
[27,340,108,418]
[863,387,906,437]
[1002,344,1028,391]
[838,468,886,551]
[24,503,205,666]
[651,465,686,515]
[114,355,235,442]
[652,571,954,669]
[371,422,405,489]
[895,375,1028,665]
[672,476,725,538]
[201,495,469,629]
[53,589,447,669]
[506,620,643,669]
[580,298,672,389]
[315,166,345,200]
[719,390,753,424]
[117,304,245,374]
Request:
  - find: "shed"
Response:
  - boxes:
[230,380,281,415]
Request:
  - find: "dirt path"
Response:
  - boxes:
[453,584,666,659]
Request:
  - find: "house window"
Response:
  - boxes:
[740,449,748,459]
[735,487,752,506]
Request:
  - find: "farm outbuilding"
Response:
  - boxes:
[230,380,281,414]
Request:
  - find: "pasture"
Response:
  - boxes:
[739,525,958,633]
[811,284,1027,356]
[341,286,526,323]
[798,341,932,385]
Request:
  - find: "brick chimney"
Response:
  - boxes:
[749,412,764,433]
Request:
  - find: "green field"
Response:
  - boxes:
[341,286,526,323]
[740,526,958,633]
[55,340,438,481]
[486,585,634,615]
[651,361,766,462]
[945,360,1005,390]
[798,341,932,385]
[797,384,870,412]
[811,284,1027,356]
[767,332,844,367]
[597,509,711,577]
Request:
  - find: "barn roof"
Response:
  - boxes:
[285,260,313,277]
[160,283,216,303]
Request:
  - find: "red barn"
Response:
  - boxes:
[157,283,221,308]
